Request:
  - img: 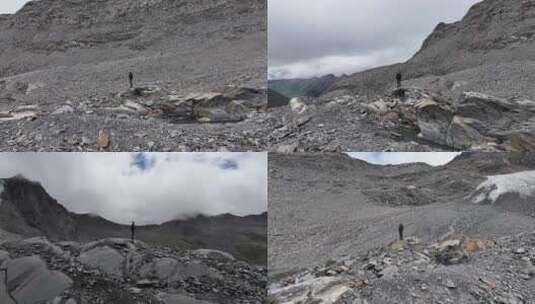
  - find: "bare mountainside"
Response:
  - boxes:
[268,153,535,303]
[266,0,535,152]
[0,0,267,151]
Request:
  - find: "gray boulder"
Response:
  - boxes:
[3,256,72,304]
[78,246,125,278]
[414,92,535,150]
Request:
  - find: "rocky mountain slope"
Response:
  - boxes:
[328,0,535,99]
[0,176,267,265]
[268,152,535,303]
[268,75,337,101]
[0,0,267,151]
[265,0,535,152]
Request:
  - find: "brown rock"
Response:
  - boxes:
[97,130,111,149]
[386,111,399,122]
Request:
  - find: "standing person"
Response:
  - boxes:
[131,221,136,242]
[128,72,134,88]
[398,223,404,241]
[396,71,402,89]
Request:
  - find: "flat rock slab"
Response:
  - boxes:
[140,257,178,280]
[271,276,352,304]
[191,249,235,262]
[139,258,215,282]
[78,246,125,277]
[21,237,67,257]
[5,255,72,304]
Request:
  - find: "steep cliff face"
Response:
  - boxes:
[0,176,77,240]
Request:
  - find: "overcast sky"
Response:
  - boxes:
[269,0,481,79]
[0,153,267,225]
[0,0,28,14]
[348,152,461,166]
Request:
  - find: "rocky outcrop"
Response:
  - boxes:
[110,86,266,124]
[350,87,535,151]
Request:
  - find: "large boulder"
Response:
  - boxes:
[455,92,514,123]
[289,97,307,114]
[415,99,454,146]
[447,115,486,149]
[139,257,178,281]
[430,239,469,265]
[78,246,125,278]
[20,237,68,258]
[269,276,352,304]
[413,92,535,151]
[3,256,72,304]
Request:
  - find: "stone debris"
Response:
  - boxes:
[0,237,266,304]
[269,233,535,304]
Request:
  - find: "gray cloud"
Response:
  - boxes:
[0,0,28,14]
[348,152,461,166]
[269,0,481,79]
[0,153,267,225]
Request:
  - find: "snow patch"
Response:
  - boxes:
[472,170,535,204]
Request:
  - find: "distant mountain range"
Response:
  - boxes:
[0,176,267,264]
[268,74,337,104]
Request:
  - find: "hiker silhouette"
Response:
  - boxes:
[398,223,404,241]
[131,221,136,242]
[396,71,402,89]
[128,72,134,88]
